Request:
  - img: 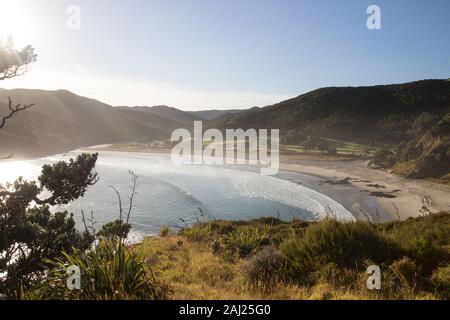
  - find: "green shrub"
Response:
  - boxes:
[267,219,310,246]
[96,219,131,239]
[160,226,170,237]
[369,148,396,168]
[29,240,168,300]
[180,224,212,242]
[280,220,401,275]
[383,214,450,274]
[241,247,287,290]
[390,257,420,291]
[408,237,449,274]
[430,264,450,299]
[220,225,270,260]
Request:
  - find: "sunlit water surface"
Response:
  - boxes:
[0,151,355,242]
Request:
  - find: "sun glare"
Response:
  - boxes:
[0,160,40,184]
[0,0,32,46]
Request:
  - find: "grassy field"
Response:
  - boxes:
[281,139,378,158]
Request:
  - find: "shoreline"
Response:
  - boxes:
[279,160,450,221]
[80,145,450,222]
[11,145,449,223]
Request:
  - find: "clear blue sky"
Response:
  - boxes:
[1,0,449,110]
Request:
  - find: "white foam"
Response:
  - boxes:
[93,152,355,221]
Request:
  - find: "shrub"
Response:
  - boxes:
[311,262,358,289]
[0,153,98,298]
[241,247,287,291]
[180,224,212,242]
[280,220,401,276]
[430,264,450,299]
[369,148,396,168]
[160,226,170,237]
[96,219,131,239]
[267,219,309,246]
[408,237,449,275]
[390,257,420,291]
[220,225,270,260]
[29,240,168,300]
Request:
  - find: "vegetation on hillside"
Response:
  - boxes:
[134,213,449,300]
[212,80,450,179]
[214,80,449,146]
[370,111,450,182]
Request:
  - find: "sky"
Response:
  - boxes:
[0,0,449,110]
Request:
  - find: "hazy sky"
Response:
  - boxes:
[0,0,449,110]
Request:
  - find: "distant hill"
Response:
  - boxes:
[212,80,450,145]
[118,105,204,125]
[0,89,189,158]
[189,109,245,120]
[1,79,449,164]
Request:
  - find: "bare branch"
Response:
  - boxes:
[0,96,34,130]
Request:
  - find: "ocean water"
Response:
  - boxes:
[0,151,355,241]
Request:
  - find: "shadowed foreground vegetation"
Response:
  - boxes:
[28,213,449,300]
[15,213,450,299]
[133,213,449,300]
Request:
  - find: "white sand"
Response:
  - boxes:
[280,159,450,221]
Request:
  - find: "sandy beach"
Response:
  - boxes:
[281,159,450,221]
[83,144,450,222]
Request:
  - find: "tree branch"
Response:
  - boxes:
[0,96,34,130]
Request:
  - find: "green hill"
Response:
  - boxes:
[213,80,450,145]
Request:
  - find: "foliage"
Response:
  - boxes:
[96,219,131,239]
[0,39,37,130]
[281,219,400,270]
[214,80,450,145]
[220,225,270,260]
[159,226,170,237]
[241,247,288,290]
[430,264,450,299]
[0,38,37,81]
[138,213,450,299]
[410,112,440,137]
[372,112,450,180]
[389,257,420,291]
[0,153,99,298]
[179,224,212,242]
[29,240,168,300]
[369,148,396,168]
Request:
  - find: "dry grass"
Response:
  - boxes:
[131,214,450,300]
[135,236,384,300]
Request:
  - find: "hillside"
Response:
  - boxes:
[0,89,189,158]
[370,112,450,181]
[189,108,245,120]
[118,105,203,125]
[213,80,450,145]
